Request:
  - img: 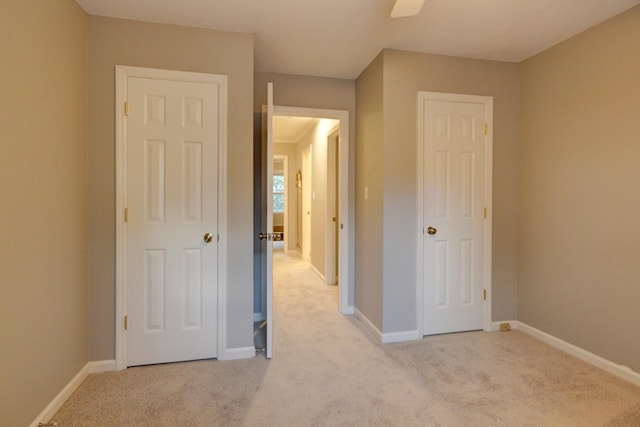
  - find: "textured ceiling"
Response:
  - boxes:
[75,0,640,79]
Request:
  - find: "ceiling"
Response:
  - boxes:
[273,116,318,143]
[75,0,639,79]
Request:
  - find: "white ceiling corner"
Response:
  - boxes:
[75,0,640,79]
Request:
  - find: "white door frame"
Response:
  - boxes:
[114,65,228,370]
[273,106,351,315]
[416,91,493,336]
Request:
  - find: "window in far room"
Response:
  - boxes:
[273,174,285,213]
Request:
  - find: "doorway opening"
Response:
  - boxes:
[255,98,351,357]
[271,113,343,289]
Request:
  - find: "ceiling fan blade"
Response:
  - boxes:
[390,0,426,18]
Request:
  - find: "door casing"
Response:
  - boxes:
[114,65,228,370]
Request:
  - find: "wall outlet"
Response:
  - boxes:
[499,322,511,332]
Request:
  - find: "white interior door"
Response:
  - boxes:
[126,75,220,366]
[421,93,492,335]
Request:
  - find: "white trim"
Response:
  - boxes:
[354,308,382,342]
[354,309,419,344]
[382,330,421,344]
[88,359,117,374]
[416,91,494,336]
[343,305,355,315]
[219,347,256,361]
[310,262,326,282]
[273,106,352,315]
[515,321,640,387]
[115,65,228,370]
[30,364,89,426]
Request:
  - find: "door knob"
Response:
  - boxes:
[427,227,437,235]
[204,232,213,243]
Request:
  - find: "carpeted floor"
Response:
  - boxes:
[51,251,640,426]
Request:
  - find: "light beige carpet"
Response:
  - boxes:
[51,251,640,426]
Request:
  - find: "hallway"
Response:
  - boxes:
[50,252,640,426]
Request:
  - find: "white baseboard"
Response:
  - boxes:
[342,305,355,315]
[30,359,117,426]
[354,308,382,342]
[354,308,420,344]
[310,263,325,282]
[219,346,256,361]
[29,363,89,427]
[253,312,265,322]
[514,321,640,387]
[382,329,421,344]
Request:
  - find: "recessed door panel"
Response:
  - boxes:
[183,141,203,223]
[145,140,166,223]
[183,248,203,329]
[145,249,166,332]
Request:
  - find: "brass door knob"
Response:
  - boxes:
[204,232,213,243]
[427,227,437,235]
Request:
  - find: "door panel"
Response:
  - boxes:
[126,76,219,366]
[423,98,487,335]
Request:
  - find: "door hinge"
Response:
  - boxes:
[483,289,487,301]
[483,207,487,219]
[124,207,129,223]
[124,315,128,330]
[484,123,488,135]
[124,101,129,117]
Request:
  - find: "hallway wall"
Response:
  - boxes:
[296,119,340,278]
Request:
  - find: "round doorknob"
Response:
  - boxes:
[427,227,437,235]
[204,232,213,243]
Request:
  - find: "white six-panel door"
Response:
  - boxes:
[125,75,221,366]
[420,92,492,336]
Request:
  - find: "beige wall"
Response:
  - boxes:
[355,53,385,329]
[518,6,640,372]
[88,16,255,358]
[356,50,520,333]
[382,49,520,331]
[0,1,88,425]
[295,120,340,277]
